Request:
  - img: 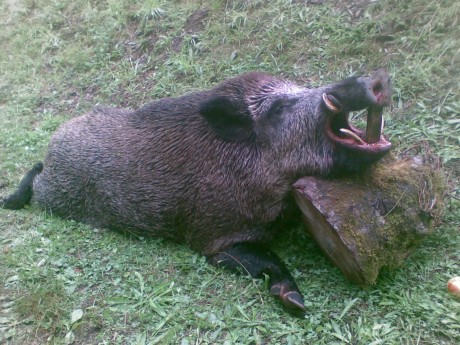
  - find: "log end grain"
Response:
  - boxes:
[294,153,447,285]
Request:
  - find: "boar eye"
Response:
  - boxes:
[260,98,298,131]
[267,99,286,118]
[266,98,297,119]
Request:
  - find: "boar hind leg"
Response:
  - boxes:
[207,243,306,316]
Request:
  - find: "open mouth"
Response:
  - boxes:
[323,87,392,155]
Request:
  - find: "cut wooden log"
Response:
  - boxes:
[293,154,446,286]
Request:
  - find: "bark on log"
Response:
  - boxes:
[293,154,446,286]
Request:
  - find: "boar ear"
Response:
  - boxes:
[199,96,254,142]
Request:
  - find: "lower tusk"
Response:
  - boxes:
[340,128,366,145]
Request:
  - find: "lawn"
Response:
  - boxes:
[0,0,459,344]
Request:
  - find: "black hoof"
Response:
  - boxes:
[270,283,306,317]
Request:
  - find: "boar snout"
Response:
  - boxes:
[323,69,392,155]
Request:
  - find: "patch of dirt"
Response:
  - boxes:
[297,0,328,4]
[172,8,210,53]
[5,0,25,15]
[291,1,373,20]
[184,8,210,34]
[1,0,26,26]
[170,36,183,54]
[334,0,373,19]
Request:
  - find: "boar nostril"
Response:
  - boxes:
[373,81,383,96]
[372,81,385,104]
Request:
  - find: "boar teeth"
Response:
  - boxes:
[322,93,340,113]
[339,128,366,145]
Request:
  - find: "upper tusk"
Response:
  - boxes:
[322,93,340,113]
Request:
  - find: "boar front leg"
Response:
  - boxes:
[206,243,306,316]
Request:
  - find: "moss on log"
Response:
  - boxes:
[293,154,446,286]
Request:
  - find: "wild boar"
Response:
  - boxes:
[2,70,392,315]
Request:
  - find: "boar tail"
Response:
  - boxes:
[1,162,44,210]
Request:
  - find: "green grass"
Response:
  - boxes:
[1,0,459,343]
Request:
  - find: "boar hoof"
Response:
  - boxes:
[270,282,306,316]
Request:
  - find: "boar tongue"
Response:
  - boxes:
[366,106,383,144]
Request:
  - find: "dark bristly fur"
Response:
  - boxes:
[2,71,390,315]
